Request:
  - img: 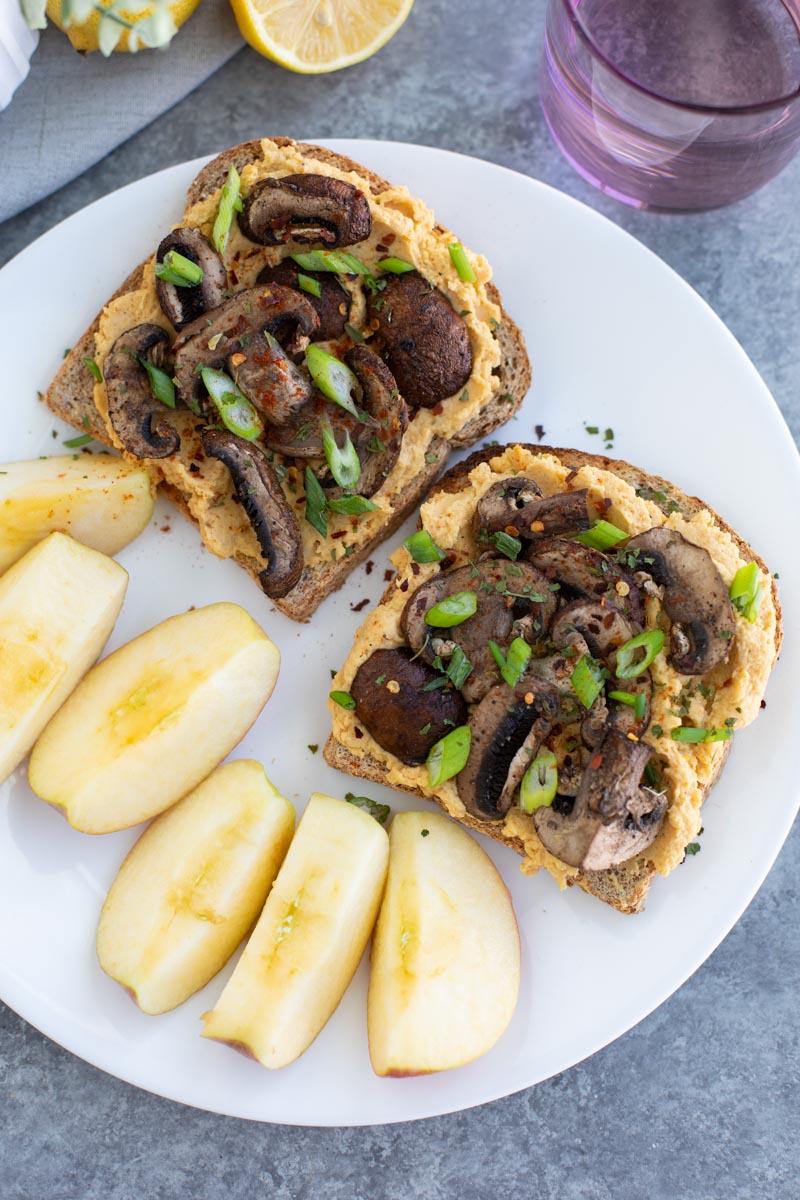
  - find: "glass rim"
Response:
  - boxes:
[558,0,800,115]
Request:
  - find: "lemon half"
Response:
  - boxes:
[230,0,414,74]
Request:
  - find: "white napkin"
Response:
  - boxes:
[0,0,38,110]
[0,0,243,223]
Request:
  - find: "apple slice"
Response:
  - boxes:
[0,454,153,574]
[0,532,127,785]
[368,811,520,1076]
[202,792,389,1069]
[28,602,280,834]
[97,760,295,1014]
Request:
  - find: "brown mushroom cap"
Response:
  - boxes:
[103,324,180,460]
[533,729,666,870]
[476,481,591,540]
[525,536,644,622]
[172,285,319,417]
[626,527,735,675]
[401,559,558,703]
[200,428,303,598]
[368,271,473,408]
[351,648,468,765]
[238,174,371,247]
[456,679,560,821]
[155,227,228,331]
[256,259,351,341]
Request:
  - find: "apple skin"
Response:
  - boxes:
[28,602,280,834]
[367,811,521,1078]
[96,760,295,1015]
[0,532,127,786]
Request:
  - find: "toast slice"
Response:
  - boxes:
[324,443,782,914]
[45,138,531,621]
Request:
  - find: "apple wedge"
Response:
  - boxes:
[0,454,153,574]
[202,792,389,1069]
[28,602,280,834]
[0,532,127,785]
[368,811,520,1077]
[97,760,295,1014]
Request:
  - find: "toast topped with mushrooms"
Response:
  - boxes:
[45,138,530,620]
[324,443,782,914]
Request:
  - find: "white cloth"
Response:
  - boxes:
[0,0,243,222]
[0,0,38,111]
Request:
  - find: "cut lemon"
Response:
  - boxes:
[230,0,414,73]
[46,0,202,53]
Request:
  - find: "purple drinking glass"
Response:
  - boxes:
[540,0,800,210]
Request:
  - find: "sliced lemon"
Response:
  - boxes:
[230,0,414,74]
[46,0,202,54]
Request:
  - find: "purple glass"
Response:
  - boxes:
[540,0,800,210]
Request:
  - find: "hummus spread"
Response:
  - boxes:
[91,138,502,575]
[330,444,779,887]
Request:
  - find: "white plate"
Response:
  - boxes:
[1,141,798,1127]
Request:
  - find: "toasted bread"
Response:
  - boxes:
[324,443,782,914]
[45,138,531,621]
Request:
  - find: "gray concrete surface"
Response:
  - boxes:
[1,1,798,1196]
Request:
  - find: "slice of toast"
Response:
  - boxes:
[324,443,782,914]
[45,138,531,621]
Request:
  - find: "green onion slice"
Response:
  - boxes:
[671,726,732,744]
[200,367,263,441]
[404,530,446,563]
[304,467,328,538]
[63,433,93,449]
[571,654,605,709]
[297,272,322,299]
[154,250,204,288]
[321,420,362,490]
[377,257,415,274]
[501,637,532,688]
[330,690,356,710]
[574,519,628,551]
[615,630,665,679]
[212,165,242,255]
[344,322,364,343]
[306,345,359,417]
[427,725,471,787]
[446,645,473,690]
[345,792,390,825]
[608,689,647,721]
[488,640,507,670]
[139,357,176,409]
[425,591,478,628]
[82,357,103,383]
[519,749,558,814]
[291,249,375,285]
[492,530,522,561]
[328,494,380,516]
[729,561,763,624]
[448,243,477,283]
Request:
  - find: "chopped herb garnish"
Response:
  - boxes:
[63,433,93,449]
[82,357,103,383]
[304,468,328,538]
[584,424,599,435]
[330,690,356,710]
[608,689,647,721]
[492,530,522,560]
[345,792,390,825]
[671,726,733,744]
[404,530,446,564]
[446,645,473,690]
[344,322,364,343]
[685,842,702,856]
[307,744,319,754]
[421,828,430,837]
[140,357,176,409]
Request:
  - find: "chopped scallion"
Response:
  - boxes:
[571,654,605,709]
[139,357,176,409]
[574,519,628,551]
[345,792,390,824]
[297,272,322,299]
[425,591,478,628]
[321,420,361,490]
[492,530,522,560]
[615,630,665,679]
[212,165,242,255]
[330,690,356,710]
[501,637,531,688]
[82,357,103,383]
[427,725,471,786]
[63,433,93,449]
[328,494,380,516]
[200,367,263,441]
[448,243,477,283]
[729,561,763,624]
[154,250,204,288]
[404,530,446,563]
[306,345,359,417]
[378,257,415,274]
[519,749,558,813]
[304,468,328,538]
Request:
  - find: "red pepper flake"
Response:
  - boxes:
[350,598,370,612]
[504,524,520,537]
[399,579,409,592]
[565,468,579,485]
[535,424,546,441]
[229,269,239,285]
[383,232,396,246]
[411,562,421,576]
[589,753,604,770]
[432,404,444,416]
[354,726,364,739]
[189,462,200,474]
[331,530,347,540]
[384,569,395,582]
[761,699,767,709]
[366,559,375,575]
[375,243,388,253]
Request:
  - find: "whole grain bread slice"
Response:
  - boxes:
[324,443,781,914]
[44,139,531,621]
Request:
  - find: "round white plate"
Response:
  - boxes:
[1,141,798,1126]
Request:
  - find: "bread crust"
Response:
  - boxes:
[323,443,781,914]
[44,139,531,621]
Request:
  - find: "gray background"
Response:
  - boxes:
[1,1,798,1197]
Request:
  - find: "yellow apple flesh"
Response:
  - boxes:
[28,602,280,833]
[202,792,389,1069]
[97,760,295,1014]
[0,532,128,785]
[0,454,154,574]
[368,811,520,1077]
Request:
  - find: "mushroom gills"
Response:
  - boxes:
[200,429,303,599]
[476,481,591,540]
[238,174,371,247]
[526,536,644,622]
[103,324,180,460]
[154,227,228,331]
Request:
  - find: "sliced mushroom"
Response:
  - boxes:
[155,227,228,331]
[257,259,351,341]
[350,648,468,766]
[526,536,644,622]
[368,271,473,407]
[626,528,735,674]
[476,481,591,540]
[103,324,180,460]
[457,680,560,821]
[200,429,303,598]
[173,285,319,418]
[533,730,666,870]
[401,559,557,703]
[239,174,371,247]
